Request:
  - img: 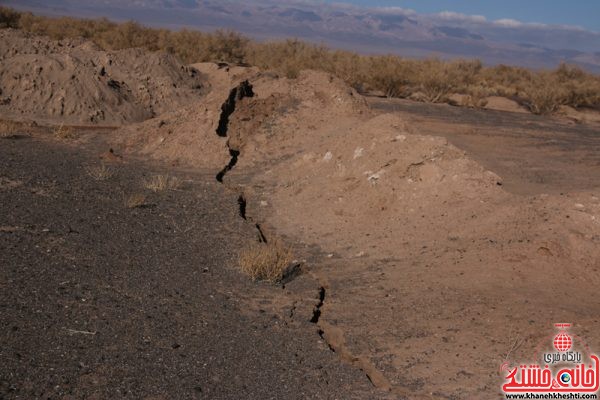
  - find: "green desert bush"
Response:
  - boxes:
[2,7,600,113]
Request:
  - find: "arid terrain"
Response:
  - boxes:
[2,28,600,399]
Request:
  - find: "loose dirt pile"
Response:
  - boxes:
[116,65,367,170]
[112,63,259,169]
[0,29,206,125]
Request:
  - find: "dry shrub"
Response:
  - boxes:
[204,29,248,63]
[124,193,146,208]
[0,120,19,138]
[415,59,479,103]
[248,39,333,79]
[329,51,367,91]
[418,62,455,103]
[84,164,114,181]
[239,240,293,283]
[0,7,20,28]
[54,124,76,140]
[522,74,568,115]
[144,174,180,192]
[461,85,491,108]
[554,63,600,108]
[365,56,413,98]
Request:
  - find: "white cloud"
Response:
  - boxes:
[494,18,524,27]
[436,11,487,23]
[374,6,417,16]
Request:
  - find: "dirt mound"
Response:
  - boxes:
[220,89,600,397]
[238,112,506,254]
[109,60,600,398]
[484,96,529,113]
[113,63,259,169]
[0,29,206,125]
[558,105,600,124]
[115,64,368,170]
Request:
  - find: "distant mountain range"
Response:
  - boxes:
[6,0,600,72]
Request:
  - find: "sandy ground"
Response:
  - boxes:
[0,29,206,125]
[2,30,600,399]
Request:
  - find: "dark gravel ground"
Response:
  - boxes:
[368,97,600,195]
[368,97,600,137]
[0,135,380,399]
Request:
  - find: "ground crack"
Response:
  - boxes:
[215,149,239,183]
[310,286,325,323]
[216,80,254,138]
[213,80,267,244]
[310,278,435,399]
[237,194,247,219]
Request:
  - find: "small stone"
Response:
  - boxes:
[353,147,364,159]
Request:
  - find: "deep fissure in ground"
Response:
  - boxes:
[310,286,326,324]
[215,149,239,183]
[210,80,385,392]
[216,80,254,137]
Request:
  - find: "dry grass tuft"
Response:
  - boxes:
[144,174,181,192]
[54,124,76,140]
[84,163,114,181]
[239,240,293,283]
[124,193,147,209]
[0,120,22,138]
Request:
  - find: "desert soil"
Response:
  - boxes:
[2,29,600,400]
[0,132,382,399]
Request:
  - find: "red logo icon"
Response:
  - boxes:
[553,323,572,352]
[501,322,599,394]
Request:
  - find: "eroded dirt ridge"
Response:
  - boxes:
[213,80,269,244]
[210,78,415,396]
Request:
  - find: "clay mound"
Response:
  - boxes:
[114,63,262,169]
[484,96,528,113]
[116,65,369,170]
[558,105,600,124]
[0,29,206,125]
[115,99,229,170]
[243,113,506,252]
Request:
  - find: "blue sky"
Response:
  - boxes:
[325,0,600,31]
